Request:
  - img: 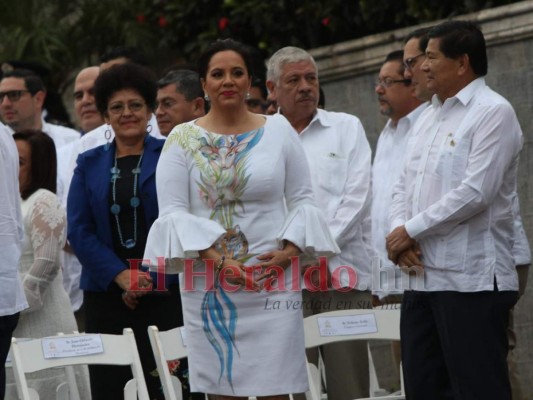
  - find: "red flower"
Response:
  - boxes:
[167,359,181,374]
[218,17,230,31]
[158,16,168,28]
[136,14,146,24]
[321,17,331,26]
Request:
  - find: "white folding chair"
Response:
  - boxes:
[10,327,149,400]
[303,309,405,400]
[148,325,188,400]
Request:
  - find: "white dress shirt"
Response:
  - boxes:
[511,194,531,265]
[0,123,28,316]
[295,109,373,289]
[371,103,427,297]
[390,78,522,292]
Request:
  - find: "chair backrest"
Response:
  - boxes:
[10,328,149,400]
[303,309,402,400]
[148,325,188,400]
[304,309,400,349]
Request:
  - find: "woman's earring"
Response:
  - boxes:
[104,126,112,151]
[246,92,251,100]
[204,94,210,102]
[146,123,152,134]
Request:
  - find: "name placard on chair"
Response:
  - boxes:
[42,335,104,359]
[317,313,378,336]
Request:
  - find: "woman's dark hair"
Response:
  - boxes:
[197,38,254,81]
[93,63,157,114]
[13,130,57,200]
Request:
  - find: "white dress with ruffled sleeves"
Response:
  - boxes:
[144,115,339,396]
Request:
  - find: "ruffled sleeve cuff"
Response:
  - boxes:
[143,212,226,274]
[276,203,340,263]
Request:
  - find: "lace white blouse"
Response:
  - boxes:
[5,189,91,400]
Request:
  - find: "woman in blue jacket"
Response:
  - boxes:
[67,63,181,400]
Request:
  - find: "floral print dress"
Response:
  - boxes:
[144,115,339,396]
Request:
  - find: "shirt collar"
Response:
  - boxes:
[384,101,429,132]
[294,108,332,135]
[431,77,486,107]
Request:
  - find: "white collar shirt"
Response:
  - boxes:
[292,109,373,289]
[511,194,531,265]
[390,78,522,292]
[371,103,427,296]
[0,123,28,315]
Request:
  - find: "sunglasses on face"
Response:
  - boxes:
[0,90,32,102]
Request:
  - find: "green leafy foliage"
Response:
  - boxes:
[0,0,519,95]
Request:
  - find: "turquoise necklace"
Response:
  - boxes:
[110,151,144,249]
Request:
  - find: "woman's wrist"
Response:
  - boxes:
[282,240,302,257]
[216,255,226,270]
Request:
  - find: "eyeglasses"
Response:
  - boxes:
[108,100,146,115]
[375,78,411,89]
[403,53,425,71]
[0,90,32,102]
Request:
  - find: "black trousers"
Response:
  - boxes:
[0,313,19,399]
[84,285,182,400]
[401,289,517,400]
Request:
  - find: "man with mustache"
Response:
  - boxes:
[387,20,522,399]
[267,46,373,400]
[372,49,424,302]
[371,50,425,384]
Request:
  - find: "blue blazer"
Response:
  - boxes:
[67,136,164,292]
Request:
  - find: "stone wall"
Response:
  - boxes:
[309,1,533,396]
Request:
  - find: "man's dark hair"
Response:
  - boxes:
[94,63,157,114]
[99,46,149,67]
[157,69,203,101]
[1,69,45,94]
[428,20,487,76]
[13,130,57,200]
[404,27,432,53]
[384,50,407,76]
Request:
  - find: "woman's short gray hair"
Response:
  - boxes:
[266,47,318,84]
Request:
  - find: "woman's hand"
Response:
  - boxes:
[114,269,152,309]
[218,258,262,292]
[256,241,301,270]
[114,269,153,291]
[122,291,140,310]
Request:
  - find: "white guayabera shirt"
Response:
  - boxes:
[296,108,373,290]
[371,103,427,297]
[390,78,522,292]
[0,123,28,316]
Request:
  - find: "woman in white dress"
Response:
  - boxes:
[5,130,90,400]
[144,39,339,399]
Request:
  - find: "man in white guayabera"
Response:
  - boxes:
[267,46,373,400]
[386,20,522,399]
